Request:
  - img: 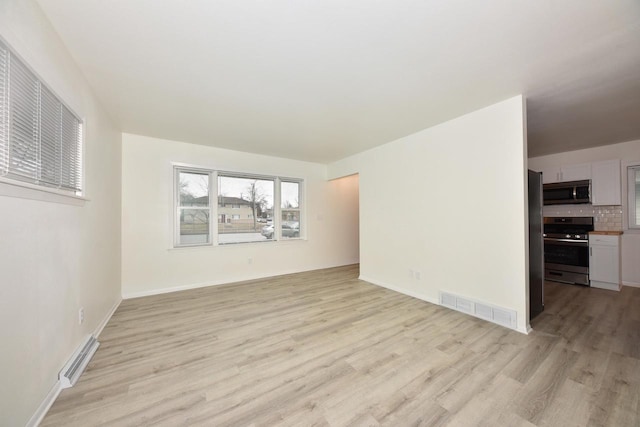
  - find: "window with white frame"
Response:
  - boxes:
[176,169,212,246]
[629,164,640,229]
[281,180,301,240]
[0,38,83,195]
[174,166,303,247]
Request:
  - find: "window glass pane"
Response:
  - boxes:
[218,176,274,243]
[281,181,301,239]
[179,171,209,206]
[281,181,300,208]
[179,208,210,245]
[280,218,300,239]
[178,170,210,245]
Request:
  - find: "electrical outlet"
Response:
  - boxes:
[409,268,414,278]
[415,271,421,280]
[78,307,84,325]
[247,257,253,265]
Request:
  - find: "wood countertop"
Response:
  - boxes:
[590,231,623,236]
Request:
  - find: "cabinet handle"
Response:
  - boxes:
[590,247,592,256]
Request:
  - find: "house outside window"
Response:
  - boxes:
[218,175,274,244]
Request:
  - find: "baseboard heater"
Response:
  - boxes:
[59,335,100,389]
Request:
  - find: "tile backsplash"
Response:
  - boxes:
[543,205,623,231]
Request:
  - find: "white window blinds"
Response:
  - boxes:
[0,38,83,194]
[0,43,8,176]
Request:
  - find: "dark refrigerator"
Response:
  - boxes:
[528,170,544,320]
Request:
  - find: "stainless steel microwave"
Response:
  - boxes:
[543,180,591,205]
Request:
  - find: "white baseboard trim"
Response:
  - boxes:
[123,262,360,299]
[591,280,621,292]
[623,280,640,288]
[359,275,528,335]
[28,297,121,427]
[94,298,122,337]
[123,278,237,299]
[358,275,439,305]
[25,379,61,427]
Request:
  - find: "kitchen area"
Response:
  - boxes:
[527,150,635,321]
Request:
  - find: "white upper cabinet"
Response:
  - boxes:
[540,166,561,184]
[541,163,591,184]
[591,160,621,206]
[560,163,592,182]
[537,159,622,206]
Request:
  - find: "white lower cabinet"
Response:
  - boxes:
[589,234,621,291]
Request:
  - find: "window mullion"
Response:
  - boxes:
[211,170,218,245]
[174,167,180,246]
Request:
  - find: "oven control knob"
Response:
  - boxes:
[566,234,571,238]
[575,234,580,239]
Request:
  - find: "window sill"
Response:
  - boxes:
[168,238,307,251]
[0,177,88,206]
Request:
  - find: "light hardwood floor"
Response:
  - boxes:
[42,265,640,426]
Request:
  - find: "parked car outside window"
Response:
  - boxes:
[261,221,299,239]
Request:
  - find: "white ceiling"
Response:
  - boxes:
[36,0,640,163]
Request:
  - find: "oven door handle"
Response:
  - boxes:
[544,238,588,246]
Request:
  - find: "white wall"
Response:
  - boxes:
[328,96,529,333]
[328,174,360,263]
[0,1,122,426]
[528,139,640,286]
[121,134,359,297]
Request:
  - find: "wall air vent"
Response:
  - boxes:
[59,336,100,389]
[438,291,517,330]
[440,293,456,309]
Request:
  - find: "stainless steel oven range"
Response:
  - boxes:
[543,217,594,286]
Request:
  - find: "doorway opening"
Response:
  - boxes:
[329,174,360,267]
